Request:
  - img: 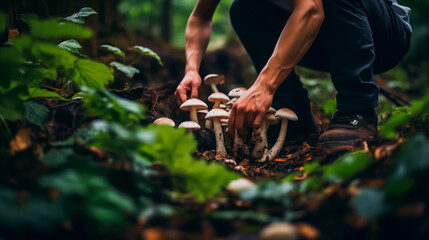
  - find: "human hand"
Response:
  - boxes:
[175,71,202,105]
[228,85,274,137]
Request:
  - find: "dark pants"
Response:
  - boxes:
[229,0,411,110]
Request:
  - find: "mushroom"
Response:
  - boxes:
[204,74,225,93]
[233,130,250,159]
[180,98,208,123]
[226,178,255,194]
[205,109,229,157]
[260,222,299,240]
[179,121,201,133]
[251,107,278,160]
[208,92,230,109]
[258,108,298,162]
[227,87,247,111]
[153,117,175,127]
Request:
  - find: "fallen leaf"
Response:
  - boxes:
[274,158,287,162]
[10,128,32,154]
[296,222,320,240]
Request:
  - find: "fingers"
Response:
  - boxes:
[174,87,188,105]
[190,82,199,99]
[253,112,265,130]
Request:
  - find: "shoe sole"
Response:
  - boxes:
[317,139,364,151]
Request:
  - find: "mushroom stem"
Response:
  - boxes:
[211,84,219,93]
[259,119,288,162]
[251,121,269,160]
[213,100,221,109]
[213,119,227,157]
[233,130,249,158]
[190,108,198,123]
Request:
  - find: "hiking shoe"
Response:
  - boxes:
[317,109,378,149]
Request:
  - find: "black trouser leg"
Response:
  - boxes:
[230,0,319,139]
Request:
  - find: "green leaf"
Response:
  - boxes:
[20,13,39,23]
[70,59,114,89]
[40,148,74,165]
[24,101,50,128]
[323,151,372,182]
[0,88,29,121]
[110,61,140,78]
[101,45,125,58]
[64,7,97,24]
[28,88,70,101]
[133,46,163,66]
[385,134,429,197]
[0,45,26,90]
[52,125,102,147]
[0,11,6,33]
[29,18,92,39]
[58,39,86,57]
[354,188,389,219]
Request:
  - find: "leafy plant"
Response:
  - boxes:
[0,11,113,122]
[101,44,163,78]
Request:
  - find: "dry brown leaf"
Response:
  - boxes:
[296,222,320,240]
[10,128,32,154]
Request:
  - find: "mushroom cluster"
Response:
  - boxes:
[154,74,298,163]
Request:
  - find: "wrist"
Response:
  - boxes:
[255,58,293,94]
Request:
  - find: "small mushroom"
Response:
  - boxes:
[260,222,299,240]
[208,92,230,109]
[204,74,225,93]
[227,87,247,111]
[205,109,229,157]
[180,98,208,123]
[179,121,201,133]
[153,117,175,127]
[251,107,277,160]
[226,178,255,194]
[259,108,298,162]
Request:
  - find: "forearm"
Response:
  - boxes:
[184,0,220,74]
[254,0,324,93]
[184,15,212,73]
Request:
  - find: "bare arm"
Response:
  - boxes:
[175,0,220,104]
[229,0,325,136]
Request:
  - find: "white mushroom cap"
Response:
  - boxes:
[275,108,298,121]
[204,74,225,93]
[267,107,276,114]
[260,222,299,240]
[208,92,229,103]
[220,119,229,126]
[205,109,229,120]
[228,87,247,98]
[179,121,201,131]
[153,117,175,127]
[180,99,208,112]
[226,178,255,194]
[264,114,279,125]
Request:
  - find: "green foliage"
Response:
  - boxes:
[71,59,114,89]
[380,93,429,138]
[64,7,98,24]
[28,18,92,39]
[134,46,163,66]
[354,188,389,219]
[110,61,140,78]
[101,44,126,57]
[353,134,429,219]
[323,151,372,182]
[82,87,145,124]
[24,101,50,128]
[39,148,75,165]
[58,39,86,57]
[0,188,67,232]
[28,88,69,101]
